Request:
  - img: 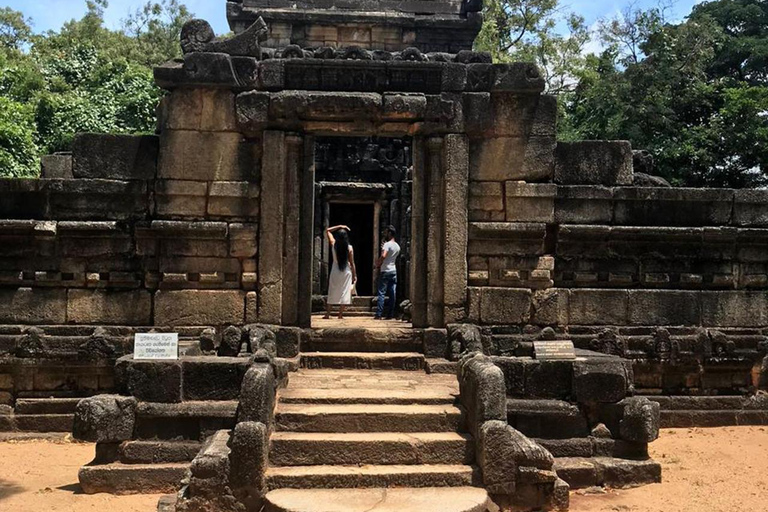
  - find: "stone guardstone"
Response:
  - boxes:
[533,340,576,360]
[134,333,179,360]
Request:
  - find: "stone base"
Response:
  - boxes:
[78,462,189,494]
[263,487,493,512]
[553,457,661,489]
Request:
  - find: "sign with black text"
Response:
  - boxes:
[533,340,576,360]
[134,333,179,360]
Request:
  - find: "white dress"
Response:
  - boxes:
[327,243,353,305]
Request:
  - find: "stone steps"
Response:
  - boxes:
[78,462,188,494]
[270,432,473,466]
[306,327,419,353]
[263,487,493,512]
[0,397,81,433]
[265,464,480,490]
[278,387,457,405]
[287,369,458,389]
[275,403,464,433]
[133,400,237,440]
[1,413,74,432]
[553,456,662,489]
[118,440,202,464]
[300,352,425,371]
[14,397,82,414]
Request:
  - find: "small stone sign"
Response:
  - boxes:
[134,333,179,360]
[533,340,576,360]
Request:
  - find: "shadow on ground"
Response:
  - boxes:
[0,478,25,501]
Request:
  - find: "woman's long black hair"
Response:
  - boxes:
[334,229,350,271]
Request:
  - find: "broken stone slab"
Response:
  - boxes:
[73,394,137,443]
[40,153,73,179]
[554,140,633,186]
[72,133,158,181]
[115,356,183,403]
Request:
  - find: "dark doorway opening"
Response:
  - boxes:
[328,202,375,296]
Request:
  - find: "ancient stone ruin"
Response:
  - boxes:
[1,0,767,510]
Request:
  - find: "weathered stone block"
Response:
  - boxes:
[119,357,182,403]
[554,186,613,224]
[155,290,246,326]
[614,188,733,226]
[208,181,260,218]
[470,137,555,182]
[236,90,270,132]
[229,421,268,499]
[162,88,237,132]
[67,290,152,325]
[733,189,768,227]
[41,154,73,179]
[469,181,504,214]
[0,179,46,218]
[73,395,137,443]
[158,131,259,181]
[237,364,275,426]
[627,290,700,326]
[619,397,660,443]
[458,354,507,438]
[505,182,556,222]
[0,287,67,324]
[270,91,382,121]
[488,93,556,137]
[491,63,546,93]
[531,288,568,326]
[46,179,149,220]
[572,360,628,403]
[72,133,158,180]
[230,223,259,258]
[182,357,250,400]
[154,180,208,218]
[479,287,532,325]
[568,289,628,325]
[701,291,768,327]
[423,328,448,358]
[554,141,633,186]
[524,360,573,400]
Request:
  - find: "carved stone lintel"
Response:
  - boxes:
[181,17,268,59]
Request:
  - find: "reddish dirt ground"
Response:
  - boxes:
[0,427,766,512]
[570,426,768,512]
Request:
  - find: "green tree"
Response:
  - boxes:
[0,1,192,177]
[475,0,590,93]
[563,0,768,187]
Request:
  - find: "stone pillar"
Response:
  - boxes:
[282,134,303,326]
[443,134,469,323]
[410,138,428,328]
[426,137,445,327]
[258,131,287,324]
[297,135,315,328]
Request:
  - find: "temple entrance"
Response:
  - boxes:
[311,136,412,320]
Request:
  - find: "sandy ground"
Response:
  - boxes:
[0,427,766,512]
[0,436,162,512]
[570,426,768,511]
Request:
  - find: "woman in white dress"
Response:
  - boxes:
[324,225,357,319]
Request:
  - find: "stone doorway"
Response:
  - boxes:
[312,136,413,316]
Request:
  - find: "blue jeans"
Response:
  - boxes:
[376,271,397,318]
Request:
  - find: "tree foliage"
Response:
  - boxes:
[0,1,191,177]
[479,0,768,187]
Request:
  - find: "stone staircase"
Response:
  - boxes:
[263,368,492,511]
[0,397,79,433]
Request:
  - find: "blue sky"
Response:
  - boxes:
[6,0,700,36]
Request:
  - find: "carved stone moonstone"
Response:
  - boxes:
[181,17,268,59]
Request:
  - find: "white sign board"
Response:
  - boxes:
[134,333,179,360]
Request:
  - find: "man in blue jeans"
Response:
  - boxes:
[374,225,401,320]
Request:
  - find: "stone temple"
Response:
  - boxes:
[1,0,767,510]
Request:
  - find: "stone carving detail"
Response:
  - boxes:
[589,328,625,357]
[15,326,46,358]
[78,327,116,361]
[181,17,268,58]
